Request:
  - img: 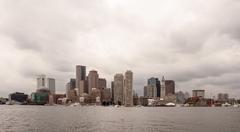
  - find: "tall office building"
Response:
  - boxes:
[114,74,124,105]
[124,70,133,106]
[37,75,55,94]
[79,80,88,96]
[165,80,175,95]
[37,75,47,89]
[144,86,147,97]
[111,81,114,102]
[101,88,112,103]
[88,70,99,94]
[147,77,160,97]
[66,83,78,102]
[69,79,76,89]
[160,76,166,98]
[98,78,107,90]
[76,65,86,96]
[76,65,86,87]
[144,85,154,97]
[48,78,55,94]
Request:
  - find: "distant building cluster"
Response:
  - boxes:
[0,64,239,107]
[144,76,175,98]
[64,65,133,106]
[141,76,176,106]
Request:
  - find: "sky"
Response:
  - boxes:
[0,0,240,98]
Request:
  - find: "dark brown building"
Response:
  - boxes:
[165,80,175,96]
[98,78,107,90]
[53,94,66,104]
[88,70,99,94]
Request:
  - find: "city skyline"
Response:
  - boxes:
[0,0,240,98]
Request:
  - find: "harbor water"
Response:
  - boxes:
[0,105,239,132]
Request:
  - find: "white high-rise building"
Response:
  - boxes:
[37,75,55,94]
[124,70,133,107]
[113,70,134,106]
[160,76,166,98]
[114,74,124,105]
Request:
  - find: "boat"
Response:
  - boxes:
[114,105,120,108]
[165,102,176,107]
[70,103,80,107]
[222,102,231,107]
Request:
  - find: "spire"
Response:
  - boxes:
[162,76,165,81]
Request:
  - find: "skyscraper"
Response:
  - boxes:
[69,79,76,89]
[88,70,99,94]
[144,85,154,97]
[37,75,55,94]
[98,78,107,90]
[37,74,47,89]
[76,65,86,88]
[147,77,160,97]
[124,70,133,107]
[76,65,86,96]
[165,80,175,95]
[144,86,147,97]
[111,81,114,102]
[160,76,166,98]
[114,74,124,105]
[79,80,88,96]
[48,78,55,94]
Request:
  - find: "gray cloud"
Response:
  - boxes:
[0,0,240,98]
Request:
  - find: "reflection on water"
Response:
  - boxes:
[0,106,240,132]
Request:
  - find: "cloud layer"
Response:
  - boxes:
[0,0,240,98]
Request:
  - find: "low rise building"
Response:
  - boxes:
[9,92,28,103]
[31,88,51,105]
[192,90,205,98]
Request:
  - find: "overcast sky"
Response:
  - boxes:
[0,0,240,98]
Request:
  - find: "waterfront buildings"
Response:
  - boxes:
[37,75,55,94]
[76,65,86,87]
[101,88,112,105]
[98,78,107,90]
[66,81,78,102]
[160,76,166,98]
[113,71,133,106]
[76,65,86,95]
[144,85,154,97]
[124,70,133,106]
[91,88,101,105]
[218,93,229,102]
[31,89,50,105]
[69,79,76,89]
[148,77,161,97]
[111,81,114,103]
[165,80,175,95]
[79,80,88,95]
[144,77,160,98]
[176,91,186,104]
[192,90,205,98]
[114,74,124,105]
[66,88,78,102]
[143,76,175,99]
[88,70,99,94]
[52,94,66,104]
[9,92,28,103]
